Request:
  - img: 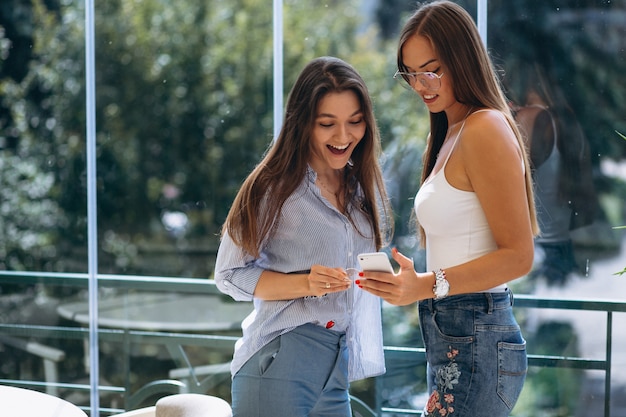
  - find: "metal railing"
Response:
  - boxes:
[0,271,624,416]
[377,295,626,416]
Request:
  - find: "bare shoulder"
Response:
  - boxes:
[466,108,512,134]
[460,108,519,156]
[455,109,524,187]
[445,108,523,191]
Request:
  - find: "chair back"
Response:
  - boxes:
[156,394,232,417]
[111,406,156,417]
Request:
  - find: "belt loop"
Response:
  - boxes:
[427,297,434,312]
[485,292,493,314]
[509,289,514,306]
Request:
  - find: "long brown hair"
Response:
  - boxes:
[397,1,539,243]
[223,56,393,257]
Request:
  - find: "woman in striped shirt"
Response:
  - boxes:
[215,56,393,417]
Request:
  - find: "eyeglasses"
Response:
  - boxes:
[393,70,445,91]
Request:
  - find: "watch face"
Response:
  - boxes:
[433,269,449,299]
[436,278,449,297]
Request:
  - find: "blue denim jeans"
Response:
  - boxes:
[418,290,527,417]
[231,323,350,417]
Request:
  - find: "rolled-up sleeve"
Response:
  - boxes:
[214,232,264,302]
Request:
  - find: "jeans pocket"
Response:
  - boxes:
[497,340,527,409]
[258,336,281,376]
[430,309,475,342]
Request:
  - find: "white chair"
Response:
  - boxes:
[0,384,87,417]
[0,335,65,396]
[111,407,156,417]
[157,394,232,417]
[112,394,232,417]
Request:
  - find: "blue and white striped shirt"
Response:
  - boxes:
[214,166,385,381]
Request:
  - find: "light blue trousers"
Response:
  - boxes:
[231,323,350,417]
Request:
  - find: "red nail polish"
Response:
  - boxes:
[358,285,363,289]
[355,280,360,285]
[326,320,335,329]
[358,272,364,277]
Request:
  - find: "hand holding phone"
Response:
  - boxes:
[357,252,394,274]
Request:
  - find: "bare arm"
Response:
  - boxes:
[254,265,351,301]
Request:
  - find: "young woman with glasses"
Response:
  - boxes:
[357,1,539,416]
[214,56,392,416]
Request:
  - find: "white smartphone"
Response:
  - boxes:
[357,252,394,273]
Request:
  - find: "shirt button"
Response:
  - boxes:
[325,320,335,329]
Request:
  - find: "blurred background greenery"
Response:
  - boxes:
[1,0,624,276]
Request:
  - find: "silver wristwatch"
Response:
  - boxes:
[433,268,450,300]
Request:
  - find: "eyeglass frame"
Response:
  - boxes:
[393,70,445,91]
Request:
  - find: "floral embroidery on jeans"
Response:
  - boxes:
[425,346,460,416]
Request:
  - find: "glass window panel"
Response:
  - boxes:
[0,0,90,405]
[1,1,87,273]
[2,1,626,416]
[95,0,273,278]
[56,284,253,408]
[487,1,626,416]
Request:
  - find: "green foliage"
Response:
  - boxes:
[0,0,624,277]
[0,153,65,270]
[1,0,428,274]
[0,0,70,270]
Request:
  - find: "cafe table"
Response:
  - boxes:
[56,291,252,378]
[57,291,253,332]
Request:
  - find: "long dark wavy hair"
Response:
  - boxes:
[223,56,393,257]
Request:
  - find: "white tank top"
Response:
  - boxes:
[414,110,507,292]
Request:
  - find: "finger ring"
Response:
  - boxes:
[325,282,330,289]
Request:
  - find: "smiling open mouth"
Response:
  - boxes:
[327,144,350,155]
